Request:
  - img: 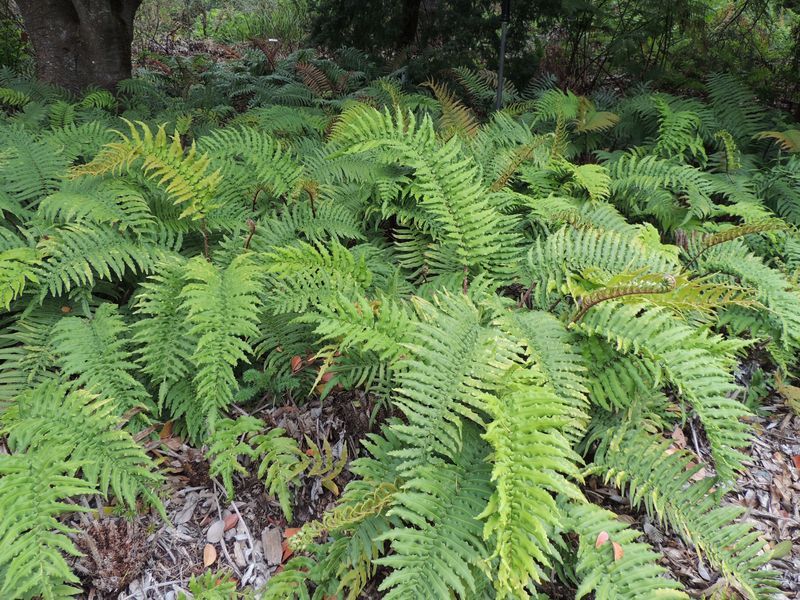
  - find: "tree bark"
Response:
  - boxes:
[16,0,142,93]
[397,0,422,48]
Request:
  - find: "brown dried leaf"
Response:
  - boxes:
[595,531,609,548]
[223,513,238,532]
[612,541,624,561]
[203,543,217,567]
[291,355,303,373]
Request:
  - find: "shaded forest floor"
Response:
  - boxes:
[66,390,799,599]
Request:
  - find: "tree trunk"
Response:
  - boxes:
[16,0,142,93]
[397,0,422,48]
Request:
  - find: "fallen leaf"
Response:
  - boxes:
[792,455,800,470]
[671,426,687,449]
[612,541,624,561]
[262,527,282,565]
[159,420,173,439]
[281,540,293,562]
[206,519,225,543]
[203,543,217,567]
[291,355,303,373]
[233,541,247,568]
[223,513,238,531]
[595,531,610,548]
[284,527,301,539]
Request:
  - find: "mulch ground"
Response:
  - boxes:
[67,391,799,599]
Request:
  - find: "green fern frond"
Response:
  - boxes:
[377,424,492,600]
[180,254,263,436]
[3,381,164,514]
[72,120,222,219]
[480,372,584,597]
[577,301,751,481]
[0,448,95,600]
[207,416,264,499]
[592,430,779,599]
[563,500,688,599]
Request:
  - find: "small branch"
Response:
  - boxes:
[244,219,256,251]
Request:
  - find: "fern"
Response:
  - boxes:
[180,254,263,435]
[2,381,164,514]
[0,448,96,600]
[563,500,688,599]
[50,303,152,414]
[592,430,779,598]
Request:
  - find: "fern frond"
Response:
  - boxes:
[72,120,222,219]
[0,449,95,600]
[180,254,263,436]
[592,430,779,599]
[377,424,492,600]
[3,381,164,514]
[563,500,688,599]
[50,303,152,414]
[578,301,751,481]
[479,372,584,597]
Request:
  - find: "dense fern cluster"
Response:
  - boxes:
[1,51,798,598]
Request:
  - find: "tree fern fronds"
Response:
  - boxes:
[3,381,164,515]
[38,179,157,236]
[592,430,779,599]
[562,500,688,599]
[263,241,372,313]
[133,257,194,393]
[0,448,95,600]
[377,424,493,600]
[0,246,40,309]
[180,254,263,436]
[51,303,152,414]
[480,373,584,597]
[422,80,480,140]
[577,301,752,481]
[0,128,69,205]
[72,120,222,219]
[207,416,264,499]
[390,293,517,475]
[34,223,161,301]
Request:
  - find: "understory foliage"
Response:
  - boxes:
[1,53,798,599]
